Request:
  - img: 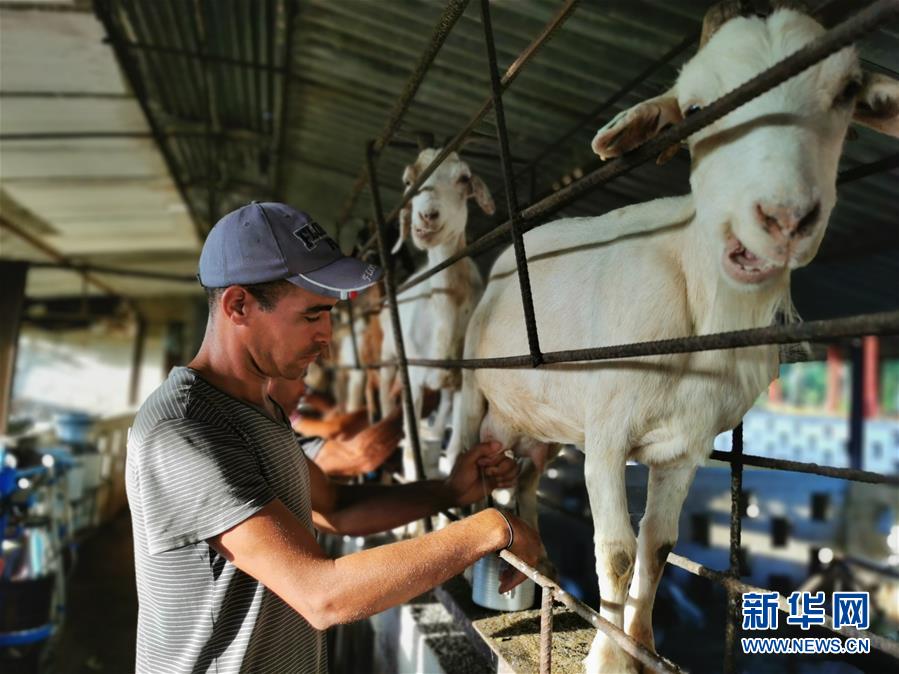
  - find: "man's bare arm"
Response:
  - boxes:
[208,499,536,630]
[307,441,518,536]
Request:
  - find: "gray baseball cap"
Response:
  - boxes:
[198,202,382,300]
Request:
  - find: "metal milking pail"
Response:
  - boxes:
[471,552,535,611]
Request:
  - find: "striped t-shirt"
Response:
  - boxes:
[126,367,326,673]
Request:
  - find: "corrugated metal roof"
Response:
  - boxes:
[3,0,897,318]
[0,2,201,298]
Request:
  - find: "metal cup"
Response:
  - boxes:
[471,553,535,611]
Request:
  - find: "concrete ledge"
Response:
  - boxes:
[435,576,594,673]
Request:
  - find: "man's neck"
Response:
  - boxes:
[188,335,268,412]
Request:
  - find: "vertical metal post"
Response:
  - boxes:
[479,0,543,367]
[848,339,864,470]
[366,142,431,531]
[724,422,744,674]
[539,585,554,674]
[346,299,362,370]
[129,313,148,407]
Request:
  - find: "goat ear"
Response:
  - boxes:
[391,204,411,255]
[853,72,899,138]
[592,92,683,162]
[470,175,495,215]
[401,165,416,189]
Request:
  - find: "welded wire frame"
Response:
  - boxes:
[355,0,899,671]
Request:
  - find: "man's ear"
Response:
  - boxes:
[592,89,683,164]
[221,286,251,325]
[853,72,899,138]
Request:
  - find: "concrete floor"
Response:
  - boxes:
[54,511,138,674]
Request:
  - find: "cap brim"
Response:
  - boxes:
[287,256,383,300]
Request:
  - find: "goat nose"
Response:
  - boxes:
[755,201,821,239]
[420,209,439,224]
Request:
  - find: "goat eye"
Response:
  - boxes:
[458,174,471,184]
[684,104,702,117]
[834,79,862,107]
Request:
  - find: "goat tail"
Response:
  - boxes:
[445,369,486,470]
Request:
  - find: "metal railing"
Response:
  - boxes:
[343,1,899,672]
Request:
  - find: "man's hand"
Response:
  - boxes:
[444,441,518,507]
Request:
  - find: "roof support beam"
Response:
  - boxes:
[0,212,120,296]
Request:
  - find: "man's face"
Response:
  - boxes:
[238,284,336,380]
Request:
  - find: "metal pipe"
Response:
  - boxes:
[396,0,899,294]
[398,310,899,370]
[346,299,361,370]
[17,260,197,284]
[710,449,899,487]
[366,143,430,527]
[0,215,120,296]
[499,550,683,673]
[837,151,899,184]
[334,0,471,233]
[480,0,543,367]
[539,585,554,674]
[667,552,899,659]
[724,423,744,674]
[848,339,865,470]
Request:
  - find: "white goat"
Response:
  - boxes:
[448,3,899,671]
[380,148,495,480]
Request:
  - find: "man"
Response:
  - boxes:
[126,202,543,673]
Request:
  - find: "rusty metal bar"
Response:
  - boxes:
[399,310,899,370]
[334,0,471,235]
[724,423,744,674]
[667,552,899,659]
[539,585,554,674]
[357,0,582,252]
[480,0,543,367]
[18,260,196,284]
[350,147,899,317]
[842,553,899,581]
[499,550,682,673]
[837,151,899,184]
[366,143,430,523]
[0,215,120,296]
[848,339,865,470]
[710,449,899,487]
[346,299,361,371]
[396,0,899,294]
[332,310,899,383]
